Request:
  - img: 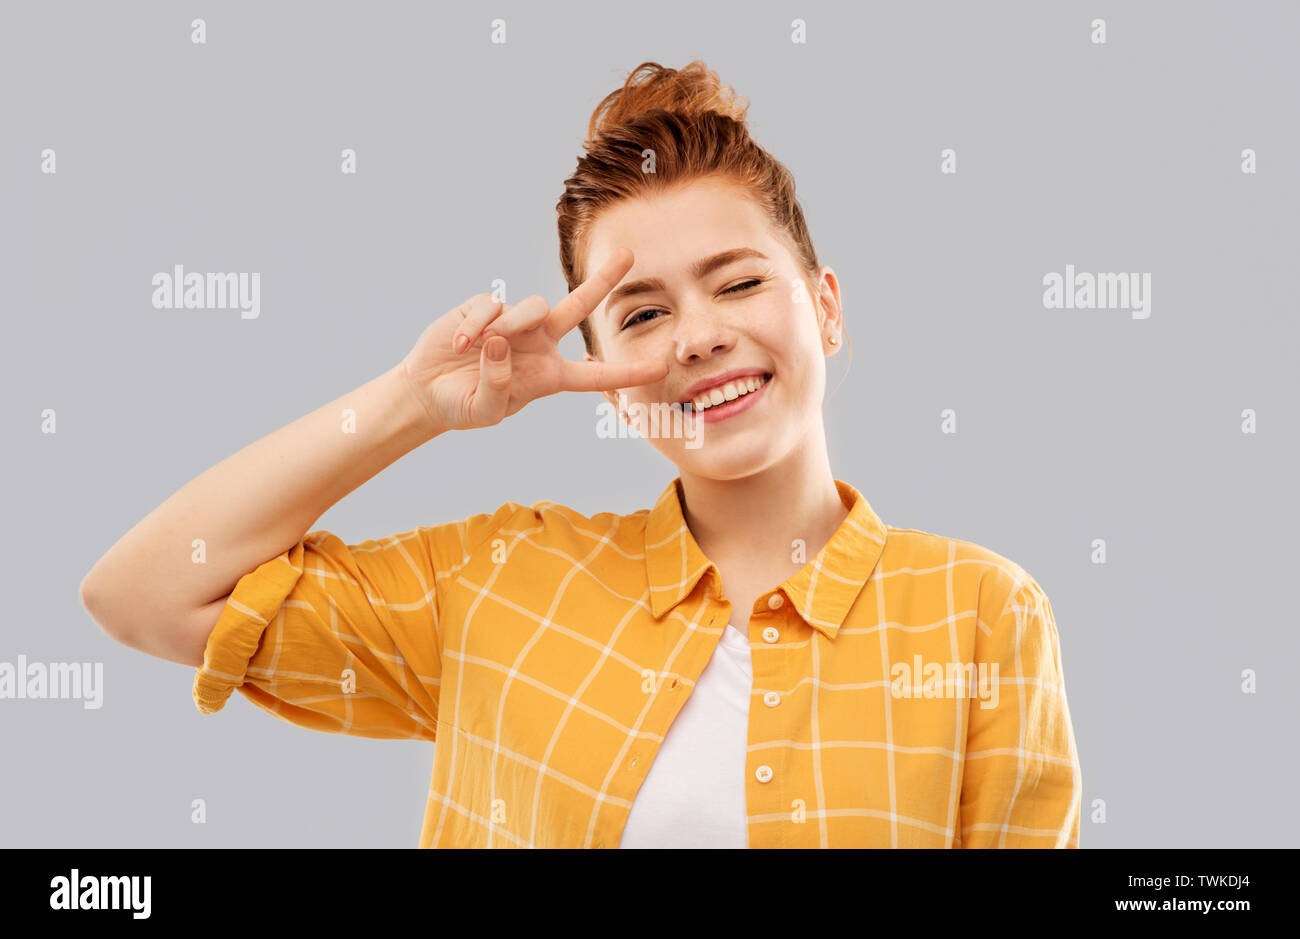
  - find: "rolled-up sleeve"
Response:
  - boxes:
[959,576,1082,847]
[192,527,447,741]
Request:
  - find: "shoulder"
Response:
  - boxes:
[521,498,651,554]
[881,524,1048,623]
[422,496,650,566]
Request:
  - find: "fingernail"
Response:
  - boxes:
[487,339,507,361]
[453,334,468,354]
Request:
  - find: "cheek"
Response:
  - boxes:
[761,288,816,334]
[759,304,818,365]
[770,330,826,406]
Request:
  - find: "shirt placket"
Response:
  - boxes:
[747,588,790,849]
[594,598,729,848]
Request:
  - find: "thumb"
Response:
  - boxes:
[470,335,512,425]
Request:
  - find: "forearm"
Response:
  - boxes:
[82,363,442,639]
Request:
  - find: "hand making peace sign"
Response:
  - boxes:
[398,248,668,434]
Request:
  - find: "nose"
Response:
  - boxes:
[673,309,736,363]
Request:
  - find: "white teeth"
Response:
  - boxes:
[688,374,768,412]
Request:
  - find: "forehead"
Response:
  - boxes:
[584,177,779,284]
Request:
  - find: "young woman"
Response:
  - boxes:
[81,61,1081,849]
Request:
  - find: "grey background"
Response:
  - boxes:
[2,0,1296,847]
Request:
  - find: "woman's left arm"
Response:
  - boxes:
[958,578,1083,848]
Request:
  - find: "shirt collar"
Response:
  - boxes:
[645,476,888,640]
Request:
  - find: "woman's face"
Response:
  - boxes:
[583,175,843,479]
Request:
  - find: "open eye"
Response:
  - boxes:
[620,279,764,331]
[622,308,664,330]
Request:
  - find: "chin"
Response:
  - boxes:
[672,438,783,479]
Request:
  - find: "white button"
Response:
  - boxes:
[762,626,780,644]
[763,691,780,708]
[767,594,784,609]
[755,765,773,783]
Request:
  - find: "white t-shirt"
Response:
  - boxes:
[618,622,752,848]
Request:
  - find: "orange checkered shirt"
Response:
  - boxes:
[194,477,1081,847]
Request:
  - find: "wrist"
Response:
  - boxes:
[391,361,446,441]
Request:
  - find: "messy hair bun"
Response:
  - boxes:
[584,60,751,148]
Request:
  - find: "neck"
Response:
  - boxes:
[677,423,848,571]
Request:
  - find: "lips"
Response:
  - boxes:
[685,372,771,423]
[678,369,772,408]
[684,372,771,413]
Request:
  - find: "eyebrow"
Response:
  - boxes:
[603,247,770,316]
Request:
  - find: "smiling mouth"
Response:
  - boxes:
[681,373,772,413]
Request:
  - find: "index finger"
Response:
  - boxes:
[545,247,635,339]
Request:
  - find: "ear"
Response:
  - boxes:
[812,266,845,348]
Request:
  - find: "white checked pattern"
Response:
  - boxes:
[193,477,1081,848]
